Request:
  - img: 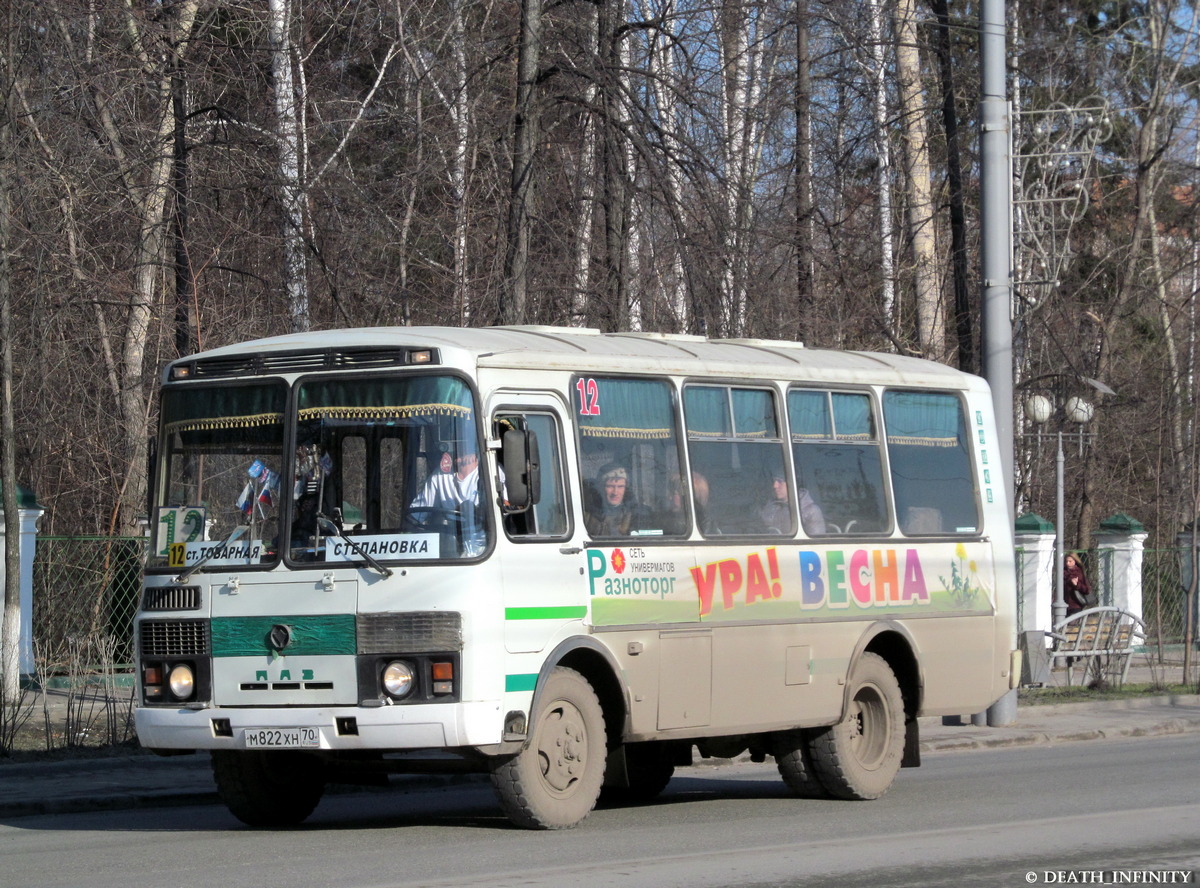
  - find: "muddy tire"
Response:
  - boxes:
[773,729,829,798]
[211,750,326,827]
[602,742,675,804]
[809,652,904,800]
[490,667,606,829]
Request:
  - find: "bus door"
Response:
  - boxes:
[489,396,581,655]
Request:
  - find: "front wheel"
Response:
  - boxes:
[808,652,904,800]
[211,750,326,827]
[490,667,607,829]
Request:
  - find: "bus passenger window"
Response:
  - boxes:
[685,385,790,536]
[787,389,888,535]
[883,391,979,535]
[575,377,684,539]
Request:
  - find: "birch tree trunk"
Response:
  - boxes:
[268,0,309,333]
[502,0,542,325]
[641,0,689,331]
[794,0,814,341]
[866,0,896,336]
[570,2,599,326]
[894,0,943,360]
[0,76,21,702]
[117,0,201,534]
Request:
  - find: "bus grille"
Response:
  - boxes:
[357,612,462,654]
[140,619,210,657]
[187,348,421,378]
[141,586,201,611]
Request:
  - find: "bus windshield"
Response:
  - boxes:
[149,373,487,571]
[151,381,288,571]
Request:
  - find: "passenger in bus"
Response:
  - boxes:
[666,470,717,534]
[759,473,826,535]
[692,471,719,534]
[585,464,650,536]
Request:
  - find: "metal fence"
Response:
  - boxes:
[32,536,146,668]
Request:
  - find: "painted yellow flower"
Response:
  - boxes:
[969,560,978,573]
[955,543,968,561]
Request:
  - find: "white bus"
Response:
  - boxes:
[135,326,1018,829]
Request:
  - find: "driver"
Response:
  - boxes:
[411,445,481,510]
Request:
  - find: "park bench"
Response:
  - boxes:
[1046,606,1146,688]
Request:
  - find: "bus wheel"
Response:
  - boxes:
[601,742,675,804]
[773,729,829,798]
[490,667,606,829]
[211,750,326,827]
[809,652,904,800]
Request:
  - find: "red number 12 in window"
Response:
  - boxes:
[575,378,600,416]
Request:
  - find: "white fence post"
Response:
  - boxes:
[1015,512,1056,634]
[1093,512,1147,623]
[0,484,45,677]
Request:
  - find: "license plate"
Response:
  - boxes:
[243,727,320,749]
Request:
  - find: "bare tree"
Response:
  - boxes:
[894,0,942,359]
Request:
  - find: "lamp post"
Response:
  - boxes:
[1024,388,1104,627]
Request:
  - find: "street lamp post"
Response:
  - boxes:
[1025,390,1100,627]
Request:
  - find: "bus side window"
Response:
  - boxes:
[788,389,888,535]
[498,413,569,539]
[883,391,979,535]
[684,385,789,536]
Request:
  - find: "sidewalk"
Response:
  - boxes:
[2,694,1198,820]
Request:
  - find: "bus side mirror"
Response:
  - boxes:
[501,428,540,512]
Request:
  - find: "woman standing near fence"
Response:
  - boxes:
[1063,553,1093,616]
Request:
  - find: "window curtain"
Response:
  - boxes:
[298,375,474,423]
[883,391,963,447]
[580,378,675,440]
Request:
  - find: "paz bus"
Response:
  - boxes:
[134,325,1018,829]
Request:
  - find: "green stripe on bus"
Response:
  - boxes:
[504,606,588,621]
[506,674,538,692]
[211,614,356,657]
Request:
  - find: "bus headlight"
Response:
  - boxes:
[168,664,195,700]
[382,660,415,698]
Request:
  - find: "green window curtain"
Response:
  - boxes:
[883,391,963,447]
[732,389,777,438]
[162,383,286,437]
[579,378,675,440]
[684,386,730,438]
[831,393,875,441]
[297,375,474,423]
[787,389,832,440]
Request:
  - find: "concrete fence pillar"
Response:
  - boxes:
[1093,512,1147,623]
[1015,512,1056,635]
[0,483,44,677]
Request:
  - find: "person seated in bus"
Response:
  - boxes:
[584,464,650,536]
[759,473,826,535]
[665,470,717,535]
[411,445,481,511]
[692,470,719,534]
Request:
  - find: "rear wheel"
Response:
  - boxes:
[773,729,829,798]
[809,652,904,800]
[211,750,326,827]
[490,667,607,829]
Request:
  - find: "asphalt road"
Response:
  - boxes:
[2,735,1197,888]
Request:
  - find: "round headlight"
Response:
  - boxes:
[382,660,415,698]
[168,663,195,700]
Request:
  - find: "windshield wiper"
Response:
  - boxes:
[174,525,248,583]
[317,514,393,578]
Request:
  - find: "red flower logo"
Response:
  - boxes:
[610,549,626,574]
